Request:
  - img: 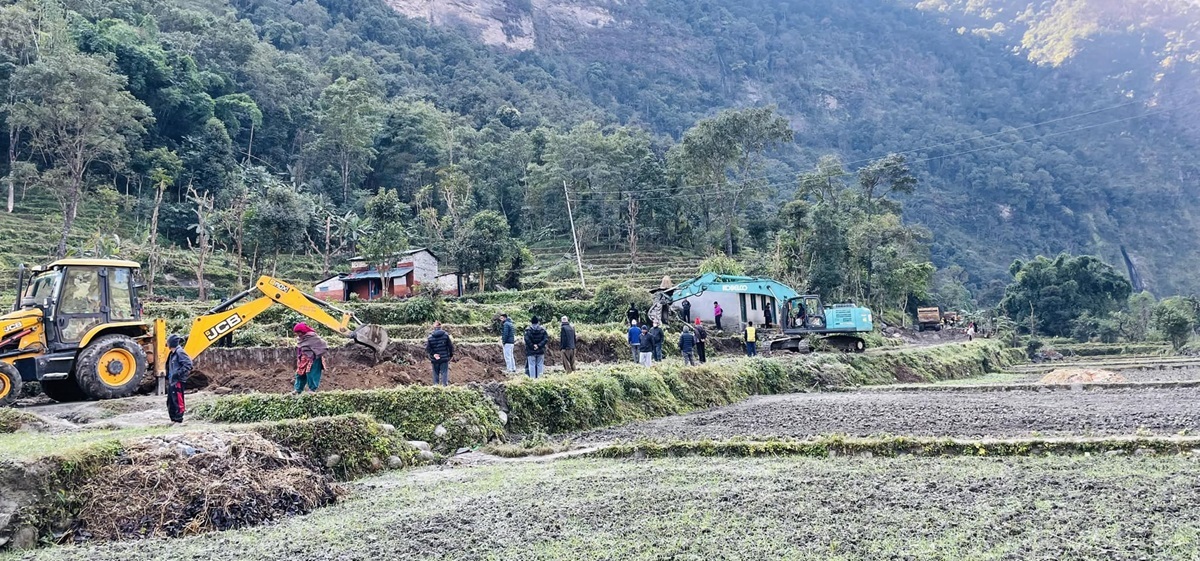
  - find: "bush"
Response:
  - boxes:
[194,386,503,451]
[252,414,423,480]
[697,254,745,276]
[591,281,653,323]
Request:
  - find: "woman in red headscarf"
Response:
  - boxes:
[293,322,329,394]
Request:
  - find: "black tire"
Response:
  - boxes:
[40,378,88,403]
[0,362,22,407]
[75,334,148,400]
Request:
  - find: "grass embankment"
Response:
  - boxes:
[194,386,504,452]
[9,455,1200,560]
[593,435,1200,459]
[196,341,1019,443]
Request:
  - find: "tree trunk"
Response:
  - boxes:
[479,269,486,293]
[147,181,166,297]
[323,214,332,277]
[55,176,83,258]
[7,124,15,213]
[627,193,639,265]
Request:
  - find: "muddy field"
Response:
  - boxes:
[575,385,1200,442]
[7,455,1199,561]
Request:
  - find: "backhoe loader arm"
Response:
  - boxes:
[179,276,388,360]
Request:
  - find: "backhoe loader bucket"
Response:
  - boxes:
[351,324,390,355]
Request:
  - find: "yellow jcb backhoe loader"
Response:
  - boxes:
[0,259,389,406]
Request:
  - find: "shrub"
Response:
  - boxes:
[253,414,423,480]
[697,254,745,276]
[591,281,653,323]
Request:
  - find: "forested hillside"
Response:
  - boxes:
[0,0,1197,307]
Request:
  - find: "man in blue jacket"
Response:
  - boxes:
[500,314,516,373]
[627,320,641,362]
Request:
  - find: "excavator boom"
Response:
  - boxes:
[180,276,390,360]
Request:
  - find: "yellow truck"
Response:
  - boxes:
[0,259,388,406]
[916,306,943,332]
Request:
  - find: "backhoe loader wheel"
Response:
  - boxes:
[0,362,22,407]
[40,379,88,403]
[75,335,148,400]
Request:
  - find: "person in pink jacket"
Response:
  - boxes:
[713,302,724,331]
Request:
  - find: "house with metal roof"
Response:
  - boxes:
[313,248,439,301]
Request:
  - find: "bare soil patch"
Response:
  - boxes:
[1039,368,1126,384]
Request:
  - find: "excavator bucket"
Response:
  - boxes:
[351,324,390,356]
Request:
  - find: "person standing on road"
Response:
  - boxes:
[627,320,642,362]
[764,303,774,329]
[500,314,516,373]
[294,322,329,394]
[627,303,640,326]
[694,318,709,364]
[165,334,192,423]
[967,322,976,342]
[525,316,549,378]
[679,325,696,366]
[744,321,758,357]
[680,299,692,323]
[638,325,655,367]
[650,322,665,362]
[425,321,454,386]
[560,316,577,373]
[714,302,724,331]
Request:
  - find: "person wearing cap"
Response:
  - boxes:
[293,322,329,394]
[426,321,454,386]
[165,334,192,423]
[524,316,549,378]
[559,316,577,373]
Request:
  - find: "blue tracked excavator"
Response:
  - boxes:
[663,273,874,353]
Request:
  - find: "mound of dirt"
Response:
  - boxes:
[1038,368,1127,385]
[72,432,344,542]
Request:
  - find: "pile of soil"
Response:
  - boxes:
[1039,368,1127,384]
[72,432,343,542]
[188,336,733,394]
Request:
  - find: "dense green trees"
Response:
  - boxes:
[0,0,1196,306]
[999,254,1133,337]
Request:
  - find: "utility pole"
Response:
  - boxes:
[563,181,587,289]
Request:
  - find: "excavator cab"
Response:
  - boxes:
[0,259,153,405]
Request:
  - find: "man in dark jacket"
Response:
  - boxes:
[638,325,655,367]
[426,321,454,386]
[694,318,709,364]
[626,304,640,326]
[559,316,577,373]
[166,334,192,423]
[679,325,697,366]
[649,323,665,361]
[525,316,549,378]
[680,299,692,323]
[500,314,516,373]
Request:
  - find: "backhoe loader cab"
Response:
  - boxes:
[0,259,152,406]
